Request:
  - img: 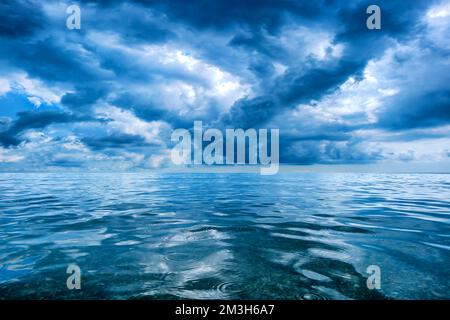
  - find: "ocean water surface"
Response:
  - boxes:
[0,172,449,299]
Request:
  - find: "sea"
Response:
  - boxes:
[0,172,449,299]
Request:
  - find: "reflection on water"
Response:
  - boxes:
[0,172,449,299]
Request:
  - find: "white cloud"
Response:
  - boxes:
[1,73,64,107]
[0,147,24,163]
[427,3,450,19]
[95,105,171,145]
[87,31,251,116]
[425,2,450,48]
[0,78,11,96]
[277,25,342,61]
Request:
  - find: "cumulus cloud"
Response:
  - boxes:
[0,0,449,170]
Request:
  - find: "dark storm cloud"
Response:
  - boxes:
[281,123,356,143]
[280,139,384,165]
[378,90,450,130]
[61,85,109,111]
[91,4,176,44]
[136,0,324,31]
[275,114,370,164]
[3,0,430,124]
[0,0,44,38]
[336,0,435,42]
[111,92,168,122]
[82,133,153,150]
[7,37,107,84]
[221,0,435,129]
[0,111,91,147]
[0,0,448,167]
[221,60,367,128]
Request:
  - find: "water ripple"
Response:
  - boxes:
[0,172,449,299]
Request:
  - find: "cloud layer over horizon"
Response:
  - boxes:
[0,0,449,171]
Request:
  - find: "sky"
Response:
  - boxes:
[0,0,449,172]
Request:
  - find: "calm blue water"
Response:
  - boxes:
[0,172,449,299]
